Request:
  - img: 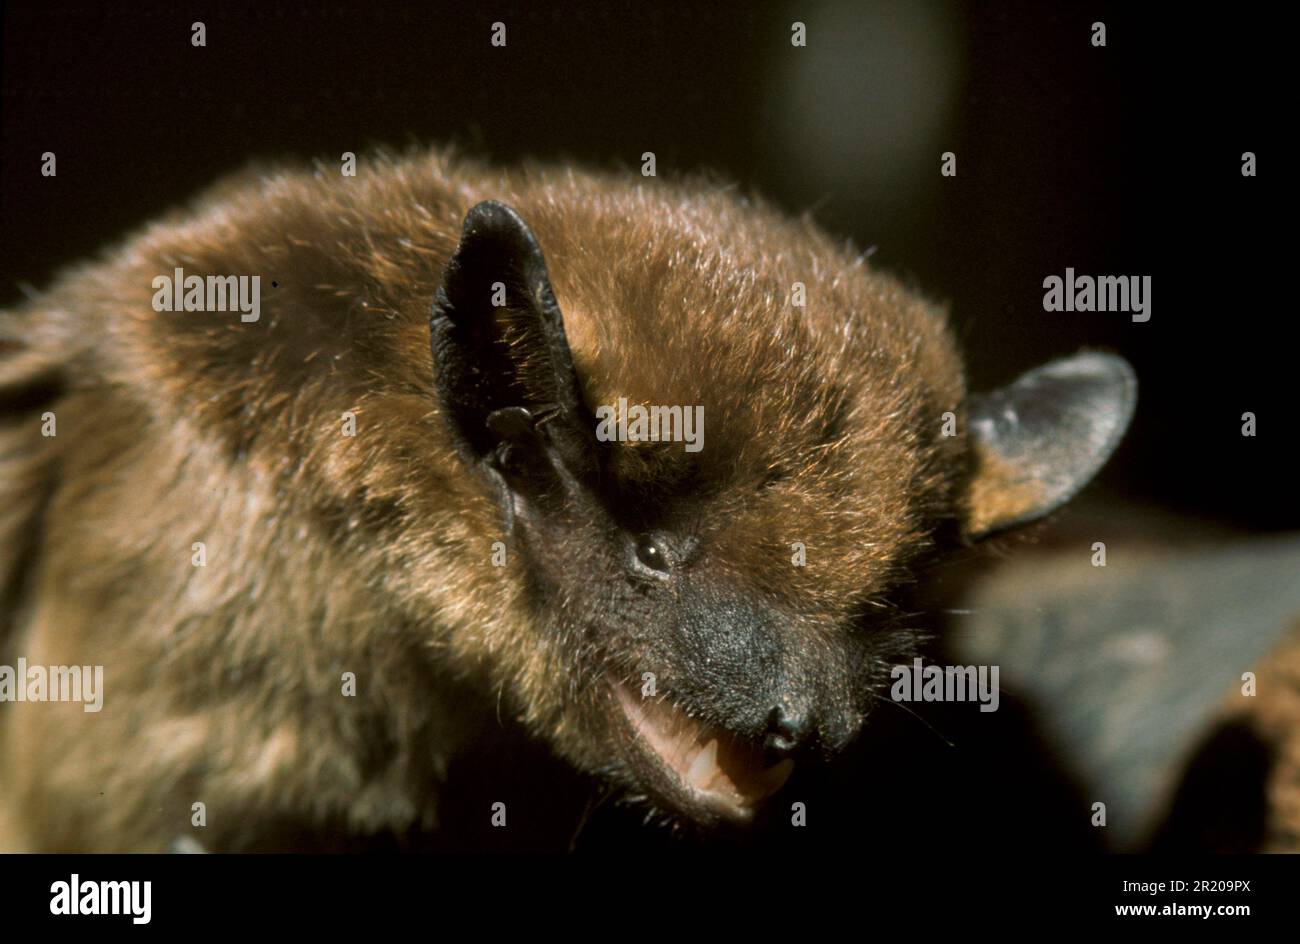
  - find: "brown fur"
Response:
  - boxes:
[965,448,1051,539]
[0,148,981,851]
[1215,618,1300,852]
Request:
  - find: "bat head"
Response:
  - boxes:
[427,191,1135,825]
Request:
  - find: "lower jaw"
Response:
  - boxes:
[611,681,795,821]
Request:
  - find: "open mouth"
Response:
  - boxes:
[614,682,795,821]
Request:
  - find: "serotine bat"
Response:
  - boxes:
[0,150,1134,850]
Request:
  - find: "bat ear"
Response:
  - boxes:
[430,200,595,475]
[962,351,1137,539]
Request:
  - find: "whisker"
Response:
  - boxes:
[866,690,955,748]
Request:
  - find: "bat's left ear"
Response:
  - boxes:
[430,200,596,478]
[962,351,1137,539]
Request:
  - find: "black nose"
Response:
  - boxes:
[763,704,814,760]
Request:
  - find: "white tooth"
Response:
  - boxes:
[686,739,719,789]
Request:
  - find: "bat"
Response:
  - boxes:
[0,149,1135,851]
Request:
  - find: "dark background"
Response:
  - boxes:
[1,1,1294,853]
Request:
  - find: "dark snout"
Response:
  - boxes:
[665,580,864,758]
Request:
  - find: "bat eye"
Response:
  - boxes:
[634,537,671,575]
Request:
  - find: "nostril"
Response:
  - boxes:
[763,704,812,759]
